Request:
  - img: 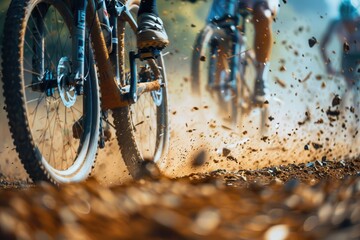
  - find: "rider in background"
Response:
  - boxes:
[320,0,360,105]
[207,0,279,104]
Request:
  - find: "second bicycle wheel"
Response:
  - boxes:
[210,36,239,126]
[112,0,169,179]
[1,0,101,183]
[238,48,269,134]
[192,24,239,126]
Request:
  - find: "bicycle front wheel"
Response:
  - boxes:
[1,0,101,183]
[113,0,169,179]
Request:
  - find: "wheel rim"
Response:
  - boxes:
[22,1,92,175]
[207,37,237,120]
[122,3,168,161]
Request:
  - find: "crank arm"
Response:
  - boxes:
[121,80,164,103]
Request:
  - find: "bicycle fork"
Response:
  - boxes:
[29,1,87,101]
[72,0,88,94]
[87,0,163,110]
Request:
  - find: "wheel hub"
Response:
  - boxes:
[57,57,76,108]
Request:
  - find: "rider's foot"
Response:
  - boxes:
[252,93,268,107]
[137,13,169,50]
[252,62,269,107]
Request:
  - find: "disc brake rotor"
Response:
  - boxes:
[57,57,76,108]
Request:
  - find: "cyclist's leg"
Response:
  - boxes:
[251,0,278,104]
[138,0,158,16]
[338,54,359,140]
[342,54,360,114]
[137,0,169,49]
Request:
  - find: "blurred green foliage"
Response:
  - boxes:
[0,0,203,50]
[0,0,11,48]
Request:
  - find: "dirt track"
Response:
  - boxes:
[0,159,359,239]
[1,0,360,184]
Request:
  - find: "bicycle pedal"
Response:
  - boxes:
[138,47,161,60]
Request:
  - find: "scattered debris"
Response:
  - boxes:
[301,72,312,82]
[275,77,287,88]
[222,148,231,157]
[298,110,311,126]
[192,150,207,167]
[326,108,340,118]
[311,142,323,150]
[308,37,317,48]
[279,65,286,72]
[332,94,341,107]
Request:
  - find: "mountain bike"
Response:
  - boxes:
[1,0,169,184]
[191,10,268,132]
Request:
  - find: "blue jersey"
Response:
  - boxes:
[206,0,279,23]
[206,0,239,23]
